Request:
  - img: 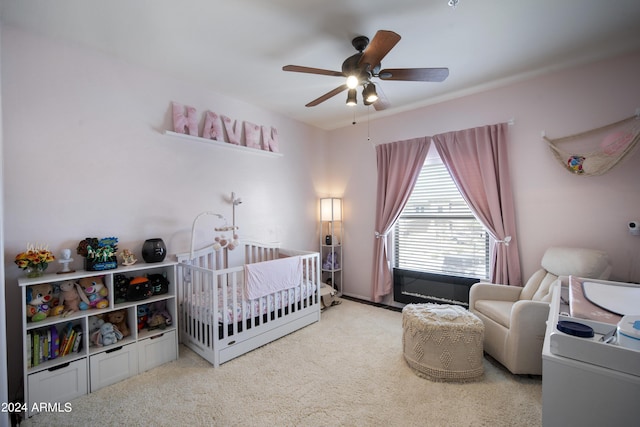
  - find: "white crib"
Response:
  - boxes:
[176,242,321,367]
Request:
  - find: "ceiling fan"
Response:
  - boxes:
[282,30,449,110]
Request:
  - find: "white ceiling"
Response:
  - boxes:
[2,0,640,130]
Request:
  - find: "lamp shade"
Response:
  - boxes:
[320,198,342,221]
[346,89,357,106]
[363,83,378,104]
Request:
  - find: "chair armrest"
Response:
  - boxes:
[469,283,522,311]
[510,300,551,331]
[504,300,551,375]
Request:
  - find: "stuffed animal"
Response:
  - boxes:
[322,251,340,270]
[107,309,130,337]
[147,273,170,295]
[78,276,109,309]
[147,300,172,330]
[126,276,152,301]
[146,313,167,330]
[113,274,130,303]
[137,304,149,331]
[26,283,54,322]
[58,280,90,314]
[89,316,105,334]
[48,283,64,317]
[91,322,122,347]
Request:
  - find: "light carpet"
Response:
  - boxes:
[22,298,542,426]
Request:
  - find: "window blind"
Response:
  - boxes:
[394,161,489,279]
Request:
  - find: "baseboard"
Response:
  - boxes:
[340,295,402,312]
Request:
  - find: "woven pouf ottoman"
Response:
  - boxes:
[402,303,484,382]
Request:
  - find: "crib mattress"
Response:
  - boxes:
[185,280,316,324]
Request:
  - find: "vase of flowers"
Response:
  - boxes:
[77,237,119,271]
[15,243,55,278]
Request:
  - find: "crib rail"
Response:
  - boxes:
[176,245,321,367]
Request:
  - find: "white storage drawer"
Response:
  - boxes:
[90,343,138,391]
[138,330,177,372]
[28,358,88,416]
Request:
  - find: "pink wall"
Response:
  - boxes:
[1,26,327,397]
[328,50,640,301]
[2,22,640,400]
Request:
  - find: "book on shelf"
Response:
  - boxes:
[27,332,32,368]
[32,332,39,366]
[50,325,60,359]
[59,322,74,356]
[62,328,76,356]
[27,323,76,368]
[71,325,83,353]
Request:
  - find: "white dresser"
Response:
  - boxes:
[542,277,640,426]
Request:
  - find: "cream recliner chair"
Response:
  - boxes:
[469,247,611,375]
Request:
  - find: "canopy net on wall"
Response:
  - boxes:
[543,114,640,176]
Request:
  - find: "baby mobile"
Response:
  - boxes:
[189,192,242,261]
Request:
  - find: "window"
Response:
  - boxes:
[394,154,489,279]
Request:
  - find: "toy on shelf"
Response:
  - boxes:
[119,249,137,266]
[147,300,172,330]
[91,322,123,347]
[58,280,89,315]
[127,276,152,301]
[147,273,170,295]
[137,304,149,331]
[322,251,340,270]
[89,316,104,334]
[107,309,130,337]
[113,274,130,303]
[26,283,54,322]
[78,277,109,309]
[77,237,119,271]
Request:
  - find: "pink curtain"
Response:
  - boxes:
[372,138,431,302]
[432,123,521,286]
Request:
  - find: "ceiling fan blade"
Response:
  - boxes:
[378,68,449,82]
[306,84,348,107]
[358,30,401,70]
[283,65,343,77]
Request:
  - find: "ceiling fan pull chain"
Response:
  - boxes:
[367,107,371,142]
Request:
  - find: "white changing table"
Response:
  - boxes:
[542,277,640,426]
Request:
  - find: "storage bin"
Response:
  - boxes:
[138,330,177,372]
[28,358,88,416]
[90,343,138,391]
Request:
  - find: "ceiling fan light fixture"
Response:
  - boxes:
[363,83,378,104]
[346,89,357,106]
[346,75,359,89]
[283,29,449,109]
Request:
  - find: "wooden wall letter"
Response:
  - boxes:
[202,111,224,141]
[244,122,261,149]
[262,126,280,152]
[221,115,242,145]
[172,102,198,135]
